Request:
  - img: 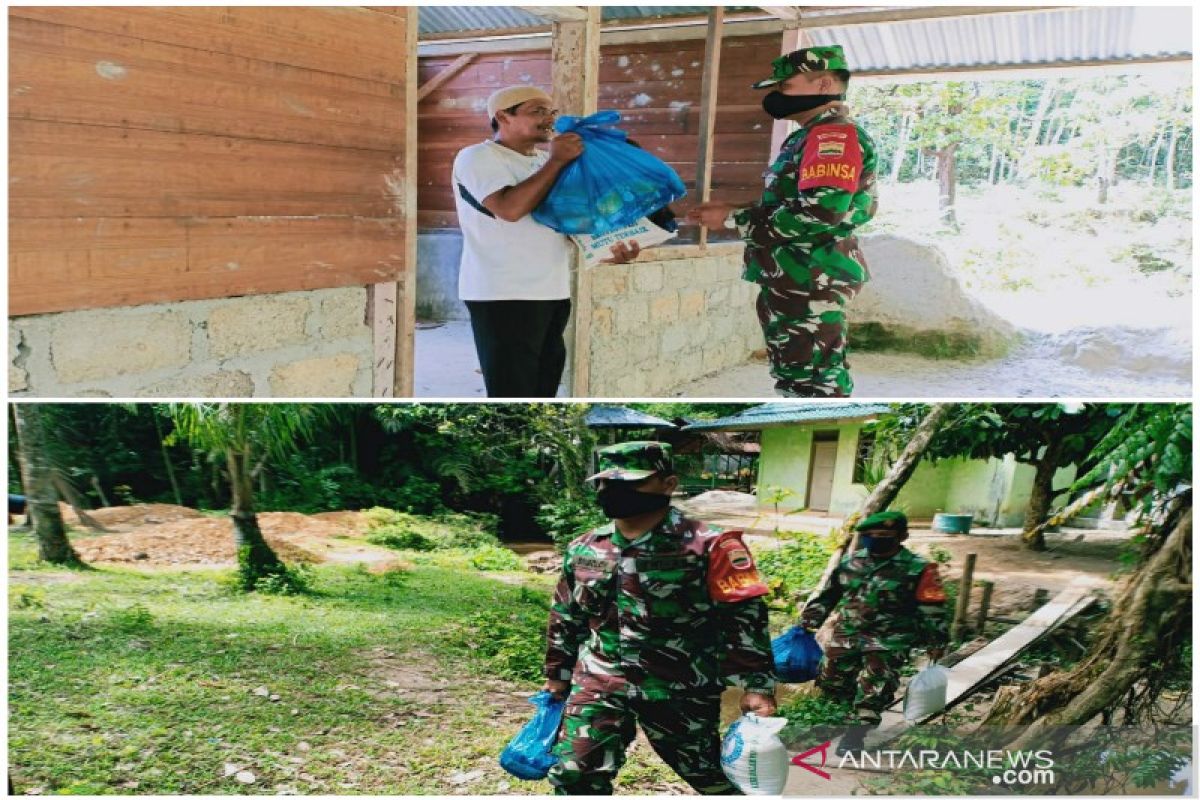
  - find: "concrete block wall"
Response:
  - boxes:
[587,248,760,397]
[10,287,373,398]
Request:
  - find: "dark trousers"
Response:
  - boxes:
[465,299,571,398]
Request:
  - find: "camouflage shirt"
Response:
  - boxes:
[736,108,879,284]
[800,546,948,652]
[545,508,775,700]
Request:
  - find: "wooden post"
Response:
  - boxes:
[370,7,418,397]
[1031,587,1049,611]
[950,553,977,642]
[975,580,994,633]
[768,23,811,162]
[549,7,600,398]
[395,8,420,396]
[694,6,724,250]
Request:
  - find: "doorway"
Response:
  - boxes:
[806,432,840,512]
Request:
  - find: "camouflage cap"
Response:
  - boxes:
[751,45,850,89]
[855,510,908,533]
[586,441,673,482]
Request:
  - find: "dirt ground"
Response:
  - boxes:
[53,504,400,569]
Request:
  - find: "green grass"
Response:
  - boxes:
[7,531,692,795]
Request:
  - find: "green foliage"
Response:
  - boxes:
[466,544,526,572]
[363,508,500,551]
[537,494,608,553]
[753,533,838,600]
[446,588,549,682]
[777,694,854,744]
[1072,404,1191,519]
[233,545,312,596]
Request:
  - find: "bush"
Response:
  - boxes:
[753,532,839,601]
[777,694,854,744]
[254,564,316,596]
[537,495,607,553]
[447,588,549,682]
[364,508,500,550]
[468,544,526,572]
[366,529,437,552]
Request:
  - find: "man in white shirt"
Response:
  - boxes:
[452,85,637,398]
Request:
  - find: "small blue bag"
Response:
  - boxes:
[772,625,823,683]
[532,110,687,235]
[499,691,567,780]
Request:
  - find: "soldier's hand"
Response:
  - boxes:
[740,692,777,717]
[543,679,571,700]
[686,202,736,230]
[548,133,584,164]
[602,240,641,264]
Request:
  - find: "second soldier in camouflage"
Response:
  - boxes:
[800,511,949,755]
[690,45,878,398]
[543,441,777,795]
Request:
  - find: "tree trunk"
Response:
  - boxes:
[983,506,1191,751]
[90,475,112,508]
[153,412,184,507]
[227,446,283,589]
[1165,123,1179,192]
[806,404,952,603]
[12,404,80,565]
[936,144,959,226]
[1021,439,1064,552]
[1146,129,1164,186]
[1016,84,1056,177]
[51,473,108,532]
[890,114,910,183]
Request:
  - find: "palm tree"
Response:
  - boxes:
[12,404,80,565]
[165,403,322,590]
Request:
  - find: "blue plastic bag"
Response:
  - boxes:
[772,625,823,683]
[499,691,566,780]
[532,110,687,235]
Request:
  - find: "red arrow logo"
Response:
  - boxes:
[791,740,833,780]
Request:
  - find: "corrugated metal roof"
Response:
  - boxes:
[684,403,893,432]
[419,6,759,36]
[801,7,1190,72]
[419,7,1191,72]
[585,405,677,429]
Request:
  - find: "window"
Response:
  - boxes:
[853,430,876,485]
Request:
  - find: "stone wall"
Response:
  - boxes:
[10,287,373,398]
[587,246,759,397]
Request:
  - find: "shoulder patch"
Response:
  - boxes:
[916,563,947,604]
[707,531,770,603]
[798,123,863,192]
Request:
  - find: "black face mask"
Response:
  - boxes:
[596,482,671,520]
[761,91,844,120]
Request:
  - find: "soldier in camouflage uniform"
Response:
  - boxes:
[799,511,948,755]
[690,45,878,398]
[543,441,777,795]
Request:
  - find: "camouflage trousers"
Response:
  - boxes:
[816,645,907,726]
[753,238,868,398]
[547,684,738,796]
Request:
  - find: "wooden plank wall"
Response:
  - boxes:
[10,7,413,316]
[418,34,779,230]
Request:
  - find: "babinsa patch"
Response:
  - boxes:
[574,556,614,573]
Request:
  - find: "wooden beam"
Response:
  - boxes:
[768,25,809,163]
[551,7,601,398]
[694,6,724,250]
[975,580,995,633]
[759,6,801,20]
[417,53,476,101]
[518,6,590,23]
[394,8,419,397]
[369,282,399,397]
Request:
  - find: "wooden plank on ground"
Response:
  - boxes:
[872,580,1098,743]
